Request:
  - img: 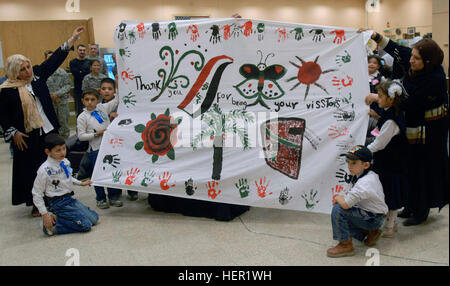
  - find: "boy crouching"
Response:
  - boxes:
[327,145,388,257]
[32,133,98,236]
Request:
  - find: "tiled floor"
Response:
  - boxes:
[0,140,448,266]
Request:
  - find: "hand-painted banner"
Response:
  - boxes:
[92,18,370,214]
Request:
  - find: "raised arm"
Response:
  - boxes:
[36,26,85,81]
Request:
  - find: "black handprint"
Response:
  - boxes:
[336,168,355,184]
[152,22,161,40]
[184,178,197,196]
[118,119,133,126]
[103,154,120,170]
[117,22,128,41]
[310,29,325,42]
[209,25,221,44]
[279,187,292,205]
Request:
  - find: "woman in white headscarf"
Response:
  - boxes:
[0,26,84,216]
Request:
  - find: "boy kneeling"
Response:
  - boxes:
[327,145,388,257]
[32,133,99,236]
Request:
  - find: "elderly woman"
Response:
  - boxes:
[363,30,449,226]
[0,26,84,216]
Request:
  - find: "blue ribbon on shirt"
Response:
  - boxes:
[91,110,104,124]
[60,161,70,178]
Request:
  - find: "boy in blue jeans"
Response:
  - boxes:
[32,133,98,236]
[327,145,388,257]
[77,88,122,209]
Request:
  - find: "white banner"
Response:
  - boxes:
[92,18,370,214]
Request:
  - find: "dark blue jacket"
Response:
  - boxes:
[0,45,70,137]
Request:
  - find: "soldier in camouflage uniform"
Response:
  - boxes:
[82,59,107,95]
[45,50,72,138]
[87,43,108,76]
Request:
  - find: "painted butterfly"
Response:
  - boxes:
[234,51,287,109]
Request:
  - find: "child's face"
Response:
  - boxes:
[368,58,380,75]
[82,94,99,111]
[45,144,67,161]
[346,159,370,176]
[377,90,394,109]
[99,83,115,102]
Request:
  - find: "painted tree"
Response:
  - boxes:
[192,104,254,180]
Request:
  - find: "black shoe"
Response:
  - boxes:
[398,208,412,218]
[403,217,426,226]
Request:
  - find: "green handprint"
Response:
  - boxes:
[291,27,304,41]
[235,178,250,198]
[168,22,178,40]
[128,30,136,44]
[141,170,156,187]
[336,50,351,66]
[123,92,136,108]
[301,189,320,209]
[112,170,122,183]
[257,23,265,41]
[119,47,131,59]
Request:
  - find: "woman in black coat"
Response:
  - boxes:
[363,30,449,226]
[0,26,85,216]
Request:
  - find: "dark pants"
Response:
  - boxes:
[87,150,122,201]
[47,194,98,234]
[331,204,386,242]
[73,91,84,116]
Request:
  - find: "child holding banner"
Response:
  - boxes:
[32,133,98,236]
[327,145,388,258]
[367,80,408,238]
[99,78,139,201]
[77,88,122,209]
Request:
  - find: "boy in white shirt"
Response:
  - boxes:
[77,88,121,209]
[327,145,388,258]
[32,133,98,236]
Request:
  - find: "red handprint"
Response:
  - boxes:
[221,25,231,40]
[136,22,146,39]
[332,75,354,90]
[331,29,346,45]
[328,125,349,139]
[255,176,272,198]
[187,25,199,42]
[275,27,288,42]
[332,184,344,204]
[240,21,253,37]
[125,168,140,185]
[207,181,222,199]
[159,171,175,191]
[109,138,124,148]
[121,68,135,85]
